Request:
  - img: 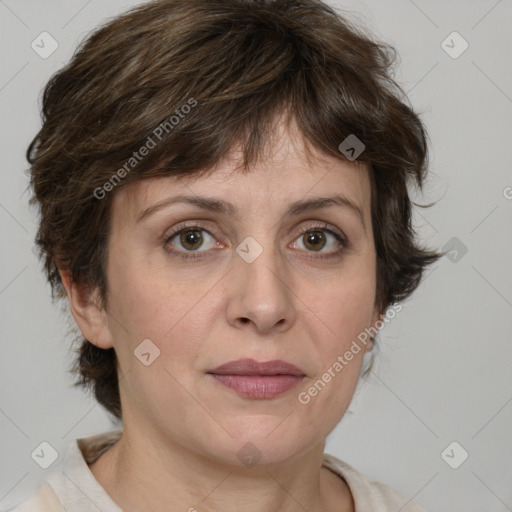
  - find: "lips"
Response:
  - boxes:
[207,358,305,399]
[208,358,305,377]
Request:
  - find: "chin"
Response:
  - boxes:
[201,419,315,469]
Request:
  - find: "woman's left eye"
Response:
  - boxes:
[291,226,347,257]
[164,223,347,260]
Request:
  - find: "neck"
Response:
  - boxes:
[88,424,354,512]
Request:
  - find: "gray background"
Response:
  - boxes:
[1,1,511,511]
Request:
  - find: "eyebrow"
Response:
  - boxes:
[136,193,366,230]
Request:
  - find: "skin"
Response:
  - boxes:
[61,118,383,512]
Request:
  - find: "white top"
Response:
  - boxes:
[7,430,426,512]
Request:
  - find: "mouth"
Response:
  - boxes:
[206,358,306,399]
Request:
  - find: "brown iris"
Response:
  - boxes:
[180,229,203,250]
[303,230,326,252]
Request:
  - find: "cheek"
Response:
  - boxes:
[301,266,376,406]
[106,252,219,361]
[309,267,376,341]
[298,284,373,421]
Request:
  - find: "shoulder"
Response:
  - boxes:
[6,430,122,512]
[322,453,427,512]
[4,481,65,512]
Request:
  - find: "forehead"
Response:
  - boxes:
[111,119,372,227]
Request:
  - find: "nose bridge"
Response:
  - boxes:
[237,233,285,294]
[228,232,296,332]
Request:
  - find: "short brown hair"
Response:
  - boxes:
[27,0,442,420]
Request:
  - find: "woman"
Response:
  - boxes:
[11,0,441,510]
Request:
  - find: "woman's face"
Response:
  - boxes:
[98,123,381,466]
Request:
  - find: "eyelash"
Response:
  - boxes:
[164,222,348,261]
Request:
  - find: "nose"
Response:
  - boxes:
[225,238,297,335]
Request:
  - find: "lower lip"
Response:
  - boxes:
[209,374,304,399]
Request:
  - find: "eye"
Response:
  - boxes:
[165,223,221,259]
[291,223,348,258]
[164,221,348,261]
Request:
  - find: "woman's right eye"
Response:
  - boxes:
[165,225,223,260]
[166,226,217,252]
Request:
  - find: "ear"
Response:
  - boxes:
[59,269,114,349]
[365,307,385,352]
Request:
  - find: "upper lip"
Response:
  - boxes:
[207,358,305,376]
